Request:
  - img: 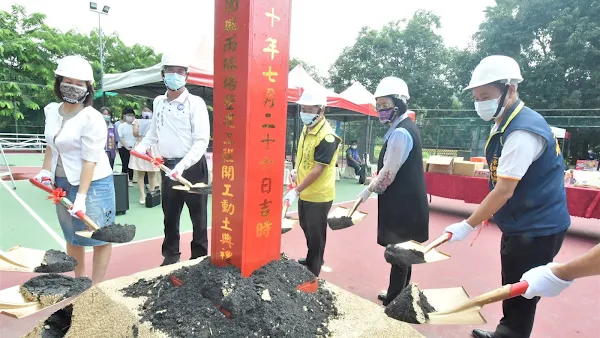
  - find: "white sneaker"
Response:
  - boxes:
[128,182,133,187]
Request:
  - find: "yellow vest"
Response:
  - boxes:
[296,118,341,202]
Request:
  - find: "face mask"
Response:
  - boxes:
[300,112,318,126]
[142,111,153,119]
[103,115,111,122]
[60,83,88,104]
[351,145,357,149]
[125,116,135,123]
[377,108,396,124]
[164,73,186,91]
[474,97,504,122]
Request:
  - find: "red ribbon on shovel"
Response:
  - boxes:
[47,187,66,204]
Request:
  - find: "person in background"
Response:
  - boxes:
[346,140,362,179]
[586,147,596,160]
[442,55,570,338]
[33,55,114,285]
[129,106,160,204]
[284,89,341,277]
[100,107,117,169]
[117,108,136,187]
[135,52,210,266]
[357,76,429,306]
[114,112,123,173]
[520,243,600,299]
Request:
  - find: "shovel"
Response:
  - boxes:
[327,197,364,230]
[29,178,136,243]
[425,281,529,324]
[130,150,211,194]
[385,232,452,266]
[0,246,76,273]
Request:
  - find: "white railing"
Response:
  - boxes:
[0,133,46,152]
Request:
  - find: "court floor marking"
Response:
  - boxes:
[1,179,66,249]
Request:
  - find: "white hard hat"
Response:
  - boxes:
[374,77,410,101]
[54,55,94,83]
[464,55,523,91]
[161,52,189,70]
[296,88,328,106]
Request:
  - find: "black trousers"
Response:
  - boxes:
[494,231,566,338]
[298,199,333,277]
[383,264,412,306]
[118,147,133,180]
[161,157,209,260]
[106,151,115,169]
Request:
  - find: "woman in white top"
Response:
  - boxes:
[33,55,115,285]
[118,108,136,186]
[129,106,160,204]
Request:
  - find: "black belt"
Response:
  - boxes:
[163,157,183,164]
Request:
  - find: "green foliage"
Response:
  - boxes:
[0,4,161,132]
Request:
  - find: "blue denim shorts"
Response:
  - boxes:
[55,175,116,246]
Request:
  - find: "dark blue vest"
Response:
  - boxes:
[485,100,570,237]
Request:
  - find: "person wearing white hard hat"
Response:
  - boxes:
[357,76,429,306]
[284,89,341,277]
[441,55,570,338]
[519,242,600,298]
[135,52,210,266]
[34,55,115,284]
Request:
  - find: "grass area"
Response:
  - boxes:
[1,152,365,251]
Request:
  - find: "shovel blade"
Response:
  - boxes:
[75,230,94,238]
[281,218,298,234]
[0,247,46,272]
[328,206,367,224]
[423,287,486,325]
[394,240,451,264]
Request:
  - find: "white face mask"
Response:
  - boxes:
[474,97,505,122]
[125,116,135,123]
[351,145,357,149]
[300,112,318,126]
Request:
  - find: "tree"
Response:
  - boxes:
[289,57,325,84]
[469,0,600,162]
[0,4,162,133]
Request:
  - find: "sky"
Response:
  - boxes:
[1,0,496,77]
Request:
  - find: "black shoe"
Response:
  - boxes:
[160,256,180,266]
[472,329,493,338]
[298,258,325,266]
[378,292,387,301]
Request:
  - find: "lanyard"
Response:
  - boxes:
[484,101,525,153]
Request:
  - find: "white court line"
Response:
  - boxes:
[0,179,66,249]
[106,196,373,250]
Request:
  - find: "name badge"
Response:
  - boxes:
[177,104,185,111]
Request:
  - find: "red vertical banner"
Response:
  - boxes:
[212,0,291,277]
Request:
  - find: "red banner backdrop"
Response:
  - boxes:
[212,0,292,277]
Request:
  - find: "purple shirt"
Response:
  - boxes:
[105,125,116,158]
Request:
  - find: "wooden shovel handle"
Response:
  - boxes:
[346,197,362,218]
[423,232,452,253]
[435,281,529,315]
[130,150,195,188]
[29,178,99,231]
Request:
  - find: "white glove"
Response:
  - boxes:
[68,193,87,219]
[444,220,476,243]
[168,163,185,182]
[283,189,299,206]
[34,169,53,186]
[133,144,147,154]
[520,263,574,299]
[289,169,297,184]
[357,186,372,203]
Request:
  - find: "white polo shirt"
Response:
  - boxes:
[138,89,210,170]
[44,102,113,186]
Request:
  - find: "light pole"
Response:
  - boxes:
[89,2,110,105]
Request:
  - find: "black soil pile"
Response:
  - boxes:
[34,250,77,273]
[20,274,92,307]
[38,305,73,338]
[327,216,354,230]
[121,254,338,338]
[384,245,426,265]
[385,283,435,324]
[90,223,136,243]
